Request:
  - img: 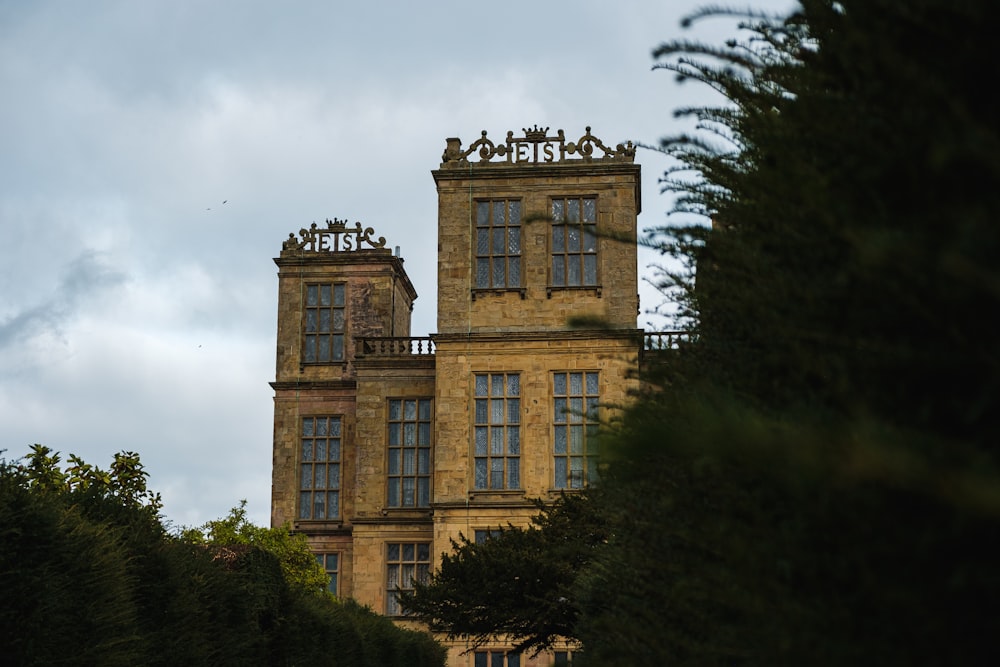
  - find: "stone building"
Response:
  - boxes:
[270,126,673,666]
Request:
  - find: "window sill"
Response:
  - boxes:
[471,287,526,301]
[546,285,602,298]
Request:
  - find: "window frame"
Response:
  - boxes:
[315,552,340,596]
[473,372,522,491]
[549,195,599,291]
[473,198,523,294]
[302,282,347,363]
[298,415,342,521]
[386,397,433,508]
[553,371,601,489]
[385,542,431,616]
[473,650,522,667]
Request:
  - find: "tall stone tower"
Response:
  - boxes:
[270,127,645,667]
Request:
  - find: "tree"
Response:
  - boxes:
[401,493,607,655]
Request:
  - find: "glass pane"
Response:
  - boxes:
[492,257,505,287]
[583,224,597,252]
[328,491,338,517]
[319,309,331,333]
[491,427,504,455]
[417,543,429,561]
[330,417,341,436]
[553,372,567,396]
[490,460,503,489]
[328,464,339,489]
[329,439,340,461]
[419,400,431,420]
[320,284,331,306]
[389,400,401,421]
[570,398,584,422]
[299,492,311,519]
[587,424,601,453]
[475,399,488,424]
[418,478,429,506]
[507,428,520,455]
[333,308,345,331]
[302,439,314,462]
[492,653,505,667]
[477,201,489,227]
[571,426,584,454]
[507,374,520,396]
[403,544,415,561]
[552,199,564,222]
[570,372,583,395]
[315,439,326,461]
[567,198,579,223]
[475,375,488,396]
[552,256,565,286]
[418,449,430,474]
[302,418,314,436]
[402,478,415,506]
[388,479,399,506]
[567,256,581,286]
[554,397,567,423]
[475,427,488,455]
[491,399,504,424]
[508,227,520,254]
[509,653,521,667]
[583,196,596,222]
[388,450,400,475]
[584,254,597,285]
[552,225,565,252]
[554,425,567,454]
[387,592,399,616]
[389,423,400,446]
[475,458,487,488]
[317,418,328,436]
[509,257,520,286]
[305,310,317,333]
[476,258,489,288]
[333,283,345,306]
[306,285,317,307]
[509,200,521,225]
[301,465,312,489]
[313,492,326,518]
[567,224,581,252]
[332,335,344,360]
[318,336,330,361]
[570,457,584,488]
[404,400,417,421]
[475,654,488,667]
[493,375,505,398]
[587,397,600,421]
[507,398,520,424]
[403,449,415,475]
[554,458,567,488]
[404,423,416,445]
[418,422,430,445]
[586,372,599,394]
[492,227,505,255]
[387,543,400,561]
[588,464,601,484]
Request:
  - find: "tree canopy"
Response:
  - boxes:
[407,1,1000,664]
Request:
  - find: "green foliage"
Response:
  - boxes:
[0,447,445,667]
[182,499,329,594]
[402,493,607,655]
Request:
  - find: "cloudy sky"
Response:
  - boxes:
[1,0,796,529]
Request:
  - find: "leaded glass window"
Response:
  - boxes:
[316,552,339,596]
[475,199,522,289]
[551,196,597,286]
[299,416,342,519]
[473,373,521,490]
[387,398,432,508]
[553,372,600,488]
[386,542,430,616]
[303,283,346,362]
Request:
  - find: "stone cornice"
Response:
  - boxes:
[431,328,644,345]
[270,379,357,391]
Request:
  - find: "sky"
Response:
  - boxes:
[0,0,797,529]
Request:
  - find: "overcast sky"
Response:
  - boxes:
[1,0,797,529]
